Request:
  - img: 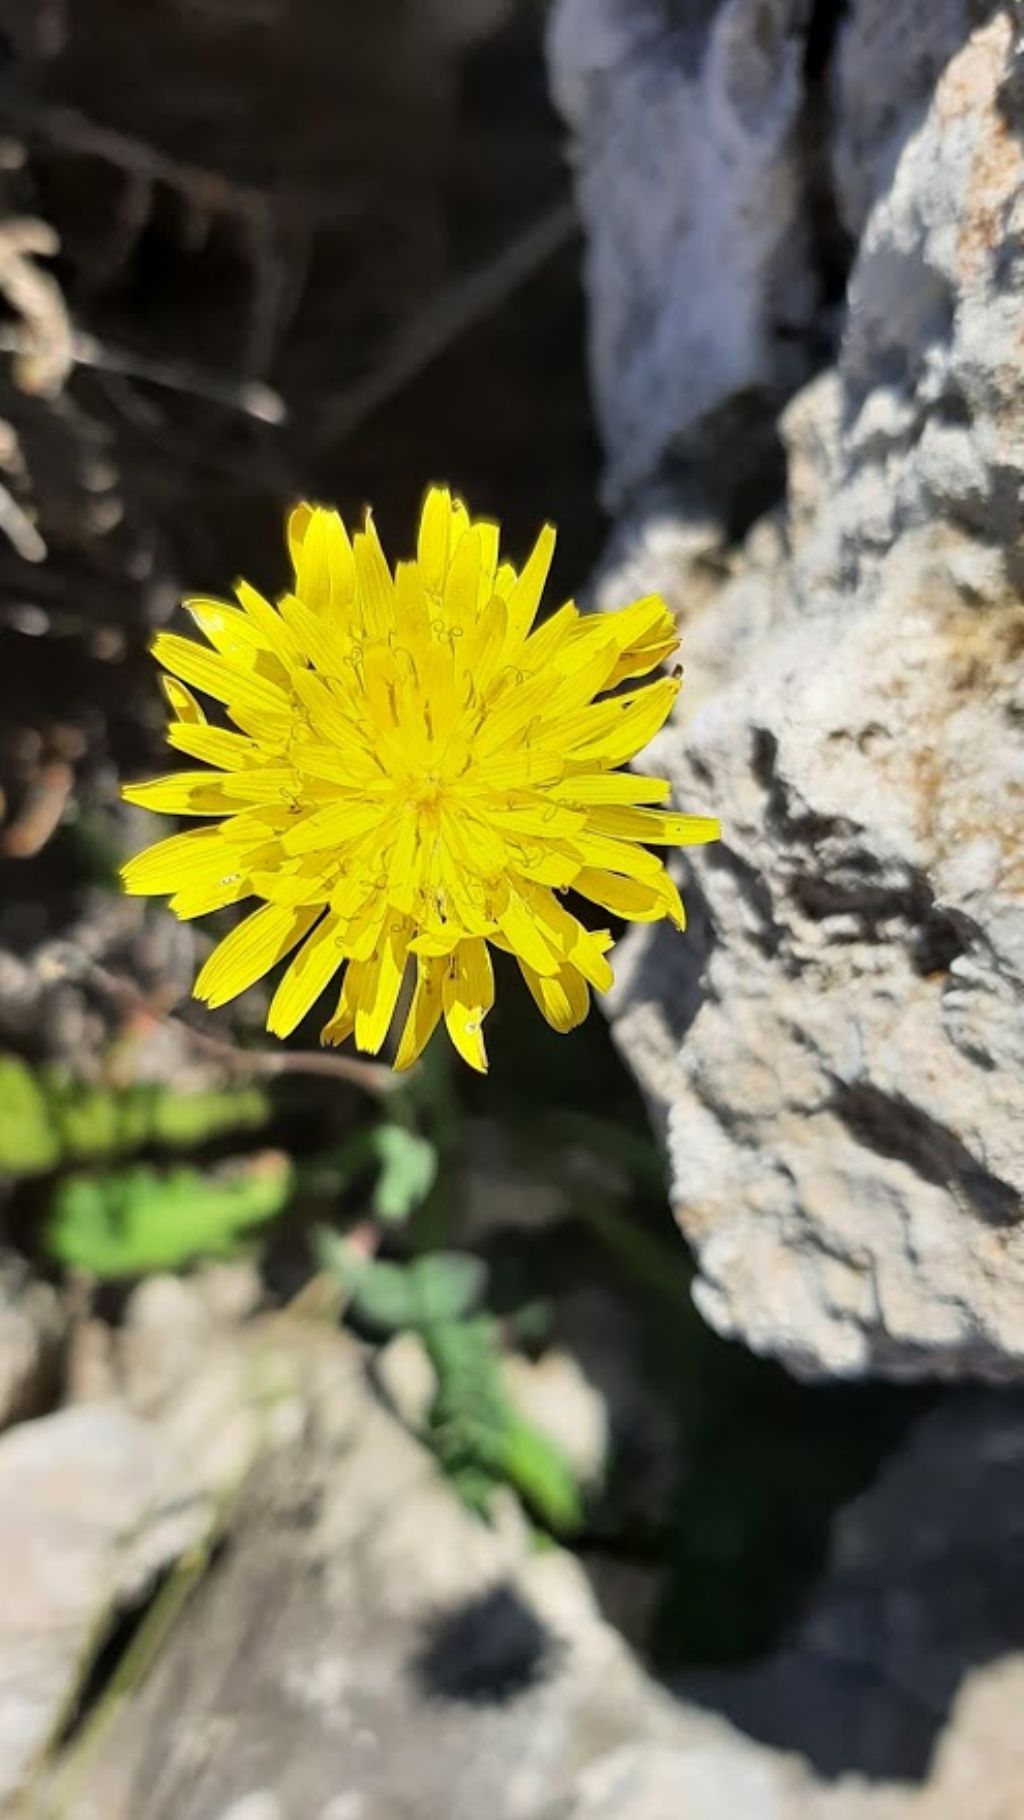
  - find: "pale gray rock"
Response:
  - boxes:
[680,1392,1024,1813]
[0,1318,299,1807]
[547,0,818,509]
[0,1257,62,1430]
[42,1338,1024,1820]
[830,0,972,241]
[571,10,1024,1379]
[0,1403,165,1807]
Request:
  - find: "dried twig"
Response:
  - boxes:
[17,107,276,230]
[314,200,577,447]
[0,478,46,563]
[0,216,74,396]
[0,323,286,423]
[1,759,72,855]
[69,954,399,1096]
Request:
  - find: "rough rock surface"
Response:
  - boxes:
[0,1403,166,1806]
[0,1256,62,1430]
[554,3,1024,1379]
[23,1329,1022,1820]
[682,1391,1024,1805]
[0,1306,291,1808]
[547,0,820,511]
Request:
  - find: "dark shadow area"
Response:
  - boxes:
[411,1582,561,1706]
[677,1390,1024,1783]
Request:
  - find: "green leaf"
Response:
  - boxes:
[0,1055,61,1175]
[316,1240,484,1334]
[0,1052,271,1176]
[371,1126,437,1222]
[347,1259,423,1332]
[498,1420,583,1532]
[301,1123,437,1223]
[45,1153,292,1278]
[424,1315,583,1533]
[409,1252,485,1326]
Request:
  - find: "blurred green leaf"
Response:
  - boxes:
[0,1052,271,1177]
[0,1055,62,1175]
[317,1240,484,1333]
[317,1237,579,1532]
[498,1419,582,1532]
[372,1125,437,1222]
[426,1316,582,1534]
[300,1123,437,1222]
[45,1153,292,1277]
[409,1252,486,1325]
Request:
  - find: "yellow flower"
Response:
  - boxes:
[121,488,719,1071]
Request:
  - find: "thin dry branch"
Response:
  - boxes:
[58,953,399,1097]
[315,200,577,447]
[0,216,74,396]
[19,106,277,229]
[0,323,286,423]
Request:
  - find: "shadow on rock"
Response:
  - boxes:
[411,1582,562,1706]
[677,1392,1024,1783]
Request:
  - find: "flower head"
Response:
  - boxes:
[122,488,719,1071]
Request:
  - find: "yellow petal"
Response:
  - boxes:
[520,601,579,672]
[394,953,445,1069]
[233,580,306,667]
[354,917,411,1054]
[563,828,664,880]
[169,876,253,919]
[320,963,358,1047]
[417,485,452,599]
[281,798,385,857]
[601,592,679,687]
[458,593,508,695]
[497,888,561,976]
[472,748,565,792]
[518,958,590,1032]
[442,525,482,631]
[353,512,394,636]
[555,771,671,806]
[442,937,493,1073]
[504,522,556,651]
[278,590,348,678]
[183,598,281,673]
[287,501,313,567]
[165,724,262,770]
[574,866,686,928]
[475,521,500,601]
[120,827,235,896]
[122,772,247,816]
[290,671,378,776]
[584,806,720,846]
[562,676,681,768]
[267,912,346,1037]
[160,676,206,724]
[153,632,290,718]
[195,903,321,1009]
[518,884,614,991]
[293,506,355,616]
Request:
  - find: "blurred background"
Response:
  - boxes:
[0,2,1022,1817]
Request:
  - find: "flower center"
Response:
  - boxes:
[408,773,445,813]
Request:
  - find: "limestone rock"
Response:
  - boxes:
[0,1403,165,1806]
[558,6,1024,1379]
[43,1347,1024,1820]
[0,1256,62,1430]
[0,1319,304,1807]
[681,1392,1024,1816]
[547,0,819,510]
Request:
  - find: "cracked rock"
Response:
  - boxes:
[556,6,1024,1379]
